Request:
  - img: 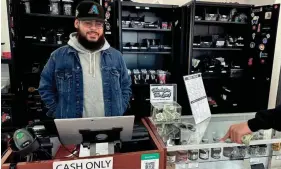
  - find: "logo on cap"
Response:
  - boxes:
[89,5,99,14]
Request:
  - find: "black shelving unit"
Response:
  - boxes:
[118,1,179,117]
[193,47,243,51]
[123,51,171,54]
[24,13,75,19]
[180,1,280,115]
[122,27,172,32]
[179,1,253,114]
[194,20,248,25]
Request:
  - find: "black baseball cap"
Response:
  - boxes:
[75,1,105,22]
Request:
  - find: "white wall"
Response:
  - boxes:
[268,0,281,108]
[1,0,11,53]
[1,0,11,80]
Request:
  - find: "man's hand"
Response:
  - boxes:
[221,122,253,144]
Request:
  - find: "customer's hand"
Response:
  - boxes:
[221,122,252,144]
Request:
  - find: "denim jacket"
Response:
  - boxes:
[38,45,132,118]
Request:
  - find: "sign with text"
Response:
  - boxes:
[183,73,211,124]
[150,84,176,103]
[141,153,159,169]
[53,157,113,169]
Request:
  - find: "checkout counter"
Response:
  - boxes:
[1,113,281,169]
[1,118,165,169]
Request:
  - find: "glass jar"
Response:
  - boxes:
[211,147,221,159]
[167,152,176,164]
[188,150,199,161]
[176,151,188,163]
[62,0,73,16]
[223,147,234,158]
[199,149,209,160]
[50,0,60,15]
[258,145,267,155]
[248,145,259,156]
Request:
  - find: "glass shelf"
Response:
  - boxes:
[148,113,281,151]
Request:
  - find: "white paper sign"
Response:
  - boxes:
[150,85,174,103]
[53,157,113,169]
[183,73,211,124]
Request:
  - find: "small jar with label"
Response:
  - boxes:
[199,138,209,160]
[49,0,60,15]
[199,149,209,160]
[188,150,199,161]
[211,147,221,159]
[62,0,73,16]
[223,147,234,158]
[167,152,177,164]
[248,145,259,156]
[176,151,188,163]
[272,143,281,151]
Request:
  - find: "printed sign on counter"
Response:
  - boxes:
[53,157,113,169]
[141,153,159,169]
[150,84,176,103]
[183,73,211,124]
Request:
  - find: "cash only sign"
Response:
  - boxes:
[53,157,113,169]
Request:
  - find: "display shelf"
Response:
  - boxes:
[195,20,248,25]
[123,51,171,54]
[1,59,12,64]
[24,13,75,19]
[193,47,243,51]
[122,27,172,32]
[31,43,64,47]
[121,1,176,8]
[194,1,252,8]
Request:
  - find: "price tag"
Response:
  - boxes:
[53,157,113,169]
[188,163,199,168]
[183,73,211,124]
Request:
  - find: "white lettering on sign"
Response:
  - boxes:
[53,157,113,169]
[150,85,174,103]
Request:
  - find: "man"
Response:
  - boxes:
[38,1,131,119]
[222,105,281,144]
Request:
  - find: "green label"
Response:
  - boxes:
[16,132,24,140]
[141,153,159,160]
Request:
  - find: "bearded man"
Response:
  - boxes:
[38,1,131,118]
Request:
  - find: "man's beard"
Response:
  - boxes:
[77,29,105,51]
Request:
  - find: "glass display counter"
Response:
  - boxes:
[146,113,281,169]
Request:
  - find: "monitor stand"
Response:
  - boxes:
[79,128,123,157]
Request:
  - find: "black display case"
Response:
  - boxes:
[179,1,280,115]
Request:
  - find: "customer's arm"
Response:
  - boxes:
[120,55,132,113]
[222,105,281,143]
[248,105,281,132]
[38,55,57,117]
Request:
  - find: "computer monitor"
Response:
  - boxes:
[54,116,135,145]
